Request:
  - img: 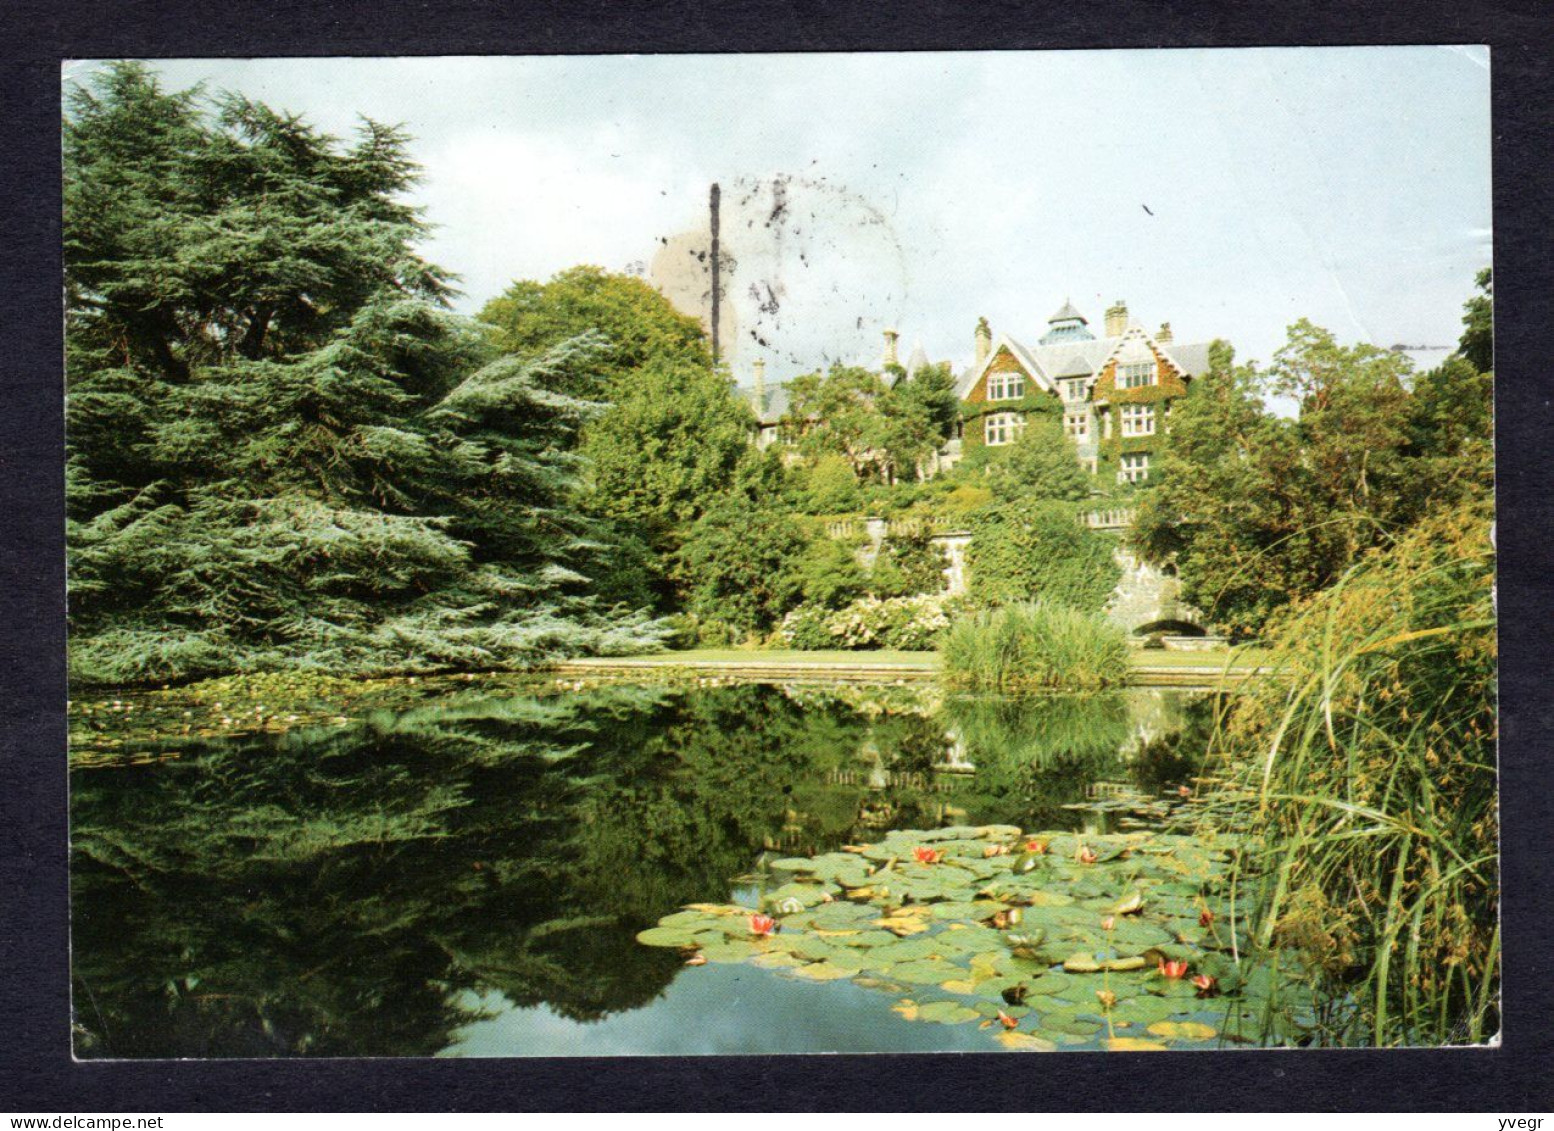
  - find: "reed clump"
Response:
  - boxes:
[940,601,1131,693]
[1221,499,1498,1046]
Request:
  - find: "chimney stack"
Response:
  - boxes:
[1104,299,1129,338]
[883,328,900,368]
[753,358,767,407]
[1157,322,1173,344]
[974,317,991,367]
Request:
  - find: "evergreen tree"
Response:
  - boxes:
[66,63,663,684]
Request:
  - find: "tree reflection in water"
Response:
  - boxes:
[70,681,1203,1058]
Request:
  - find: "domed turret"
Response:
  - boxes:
[1039,299,1095,344]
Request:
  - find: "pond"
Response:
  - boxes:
[70,677,1294,1058]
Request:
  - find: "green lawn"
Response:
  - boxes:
[1129,647,1274,669]
[605,646,1274,670]
[598,648,941,667]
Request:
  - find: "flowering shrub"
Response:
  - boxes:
[779,593,954,651]
[780,604,836,650]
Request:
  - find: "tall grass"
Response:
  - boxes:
[940,601,1131,692]
[1218,500,1498,1046]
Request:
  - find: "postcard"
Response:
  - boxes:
[63,48,1495,1058]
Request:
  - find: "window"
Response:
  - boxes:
[1061,379,1087,403]
[1118,453,1150,483]
[1064,411,1089,441]
[1119,362,1155,389]
[984,412,1025,446]
[986,369,1025,400]
[1121,404,1155,437]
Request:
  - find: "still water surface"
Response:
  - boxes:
[69,680,1206,1057]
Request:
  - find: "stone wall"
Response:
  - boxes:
[1104,547,1201,634]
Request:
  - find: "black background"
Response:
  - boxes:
[3,0,1550,1112]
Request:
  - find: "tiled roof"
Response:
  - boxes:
[1048,299,1088,324]
[1158,341,1212,377]
[955,329,1213,398]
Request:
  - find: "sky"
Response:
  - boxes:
[64,49,1492,386]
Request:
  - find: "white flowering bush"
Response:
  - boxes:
[780,593,953,651]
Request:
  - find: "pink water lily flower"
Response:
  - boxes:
[1158,958,1189,980]
[748,913,776,937]
[913,846,943,865]
[1192,974,1219,998]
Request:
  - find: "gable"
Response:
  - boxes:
[966,346,1035,404]
[958,333,1055,402]
[1092,334,1190,403]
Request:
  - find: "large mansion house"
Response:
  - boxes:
[743,298,1214,485]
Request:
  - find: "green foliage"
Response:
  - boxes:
[476,265,712,395]
[879,362,960,475]
[984,415,1092,502]
[1458,268,1493,375]
[1133,299,1494,639]
[792,536,869,611]
[797,453,864,513]
[782,362,958,483]
[674,496,809,636]
[870,530,949,598]
[579,358,755,538]
[966,499,1120,613]
[782,364,891,476]
[940,602,1131,692]
[65,64,665,685]
[1222,497,1497,1046]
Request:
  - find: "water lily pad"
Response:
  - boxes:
[997,1030,1058,1052]
[699,940,761,963]
[1062,953,1103,973]
[1042,1014,1104,1038]
[916,1000,981,1025]
[892,959,961,984]
[834,929,903,950]
[1148,1020,1218,1041]
[1023,973,1076,997]
[1114,995,1183,1025]
[807,901,879,929]
[635,926,700,948]
[657,909,718,929]
[764,883,834,911]
[875,914,934,936]
[776,934,837,962]
[870,936,943,965]
[769,857,819,873]
[1104,1036,1168,1051]
[792,961,855,981]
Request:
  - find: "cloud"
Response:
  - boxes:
[95,51,1490,378]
